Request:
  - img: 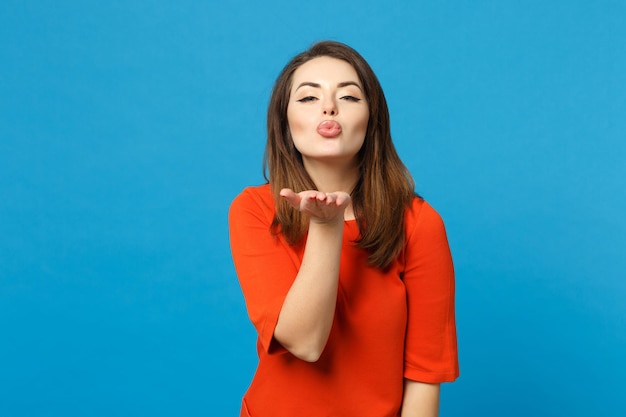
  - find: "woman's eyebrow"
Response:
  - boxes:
[295,81,363,91]
[295,82,320,91]
[337,81,362,91]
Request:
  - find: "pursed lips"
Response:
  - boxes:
[316,120,342,138]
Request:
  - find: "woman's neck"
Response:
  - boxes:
[303,158,359,221]
[303,158,359,194]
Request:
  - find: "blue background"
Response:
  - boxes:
[1,1,625,416]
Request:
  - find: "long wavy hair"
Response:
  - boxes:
[264,40,416,269]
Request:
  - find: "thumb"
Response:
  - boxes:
[279,188,301,208]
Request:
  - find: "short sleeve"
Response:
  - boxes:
[402,199,459,383]
[228,186,302,354]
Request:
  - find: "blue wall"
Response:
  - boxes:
[1,1,624,416]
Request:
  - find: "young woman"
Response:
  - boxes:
[229,40,459,417]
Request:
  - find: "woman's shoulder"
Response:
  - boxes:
[404,195,448,238]
[233,183,272,200]
[229,183,275,217]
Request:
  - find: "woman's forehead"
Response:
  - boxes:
[291,57,361,87]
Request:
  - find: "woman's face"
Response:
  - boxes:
[287,56,369,167]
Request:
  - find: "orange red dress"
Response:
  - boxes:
[229,184,459,417]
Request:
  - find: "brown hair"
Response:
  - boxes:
[264,40,416,269]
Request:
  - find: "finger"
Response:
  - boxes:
[294,190,315,199]
[280,188,301,208]
[335,193,350,207]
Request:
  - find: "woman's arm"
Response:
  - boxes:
[400,380,440,417]
[403,200,459,383]
[272,189,350,362]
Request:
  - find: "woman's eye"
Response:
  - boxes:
[341,96,361,102]
[297,96,317,103]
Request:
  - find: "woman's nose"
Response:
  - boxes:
[322,98,337,116]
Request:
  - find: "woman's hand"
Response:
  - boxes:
[274,188,349,361]
[280,188,351,224]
